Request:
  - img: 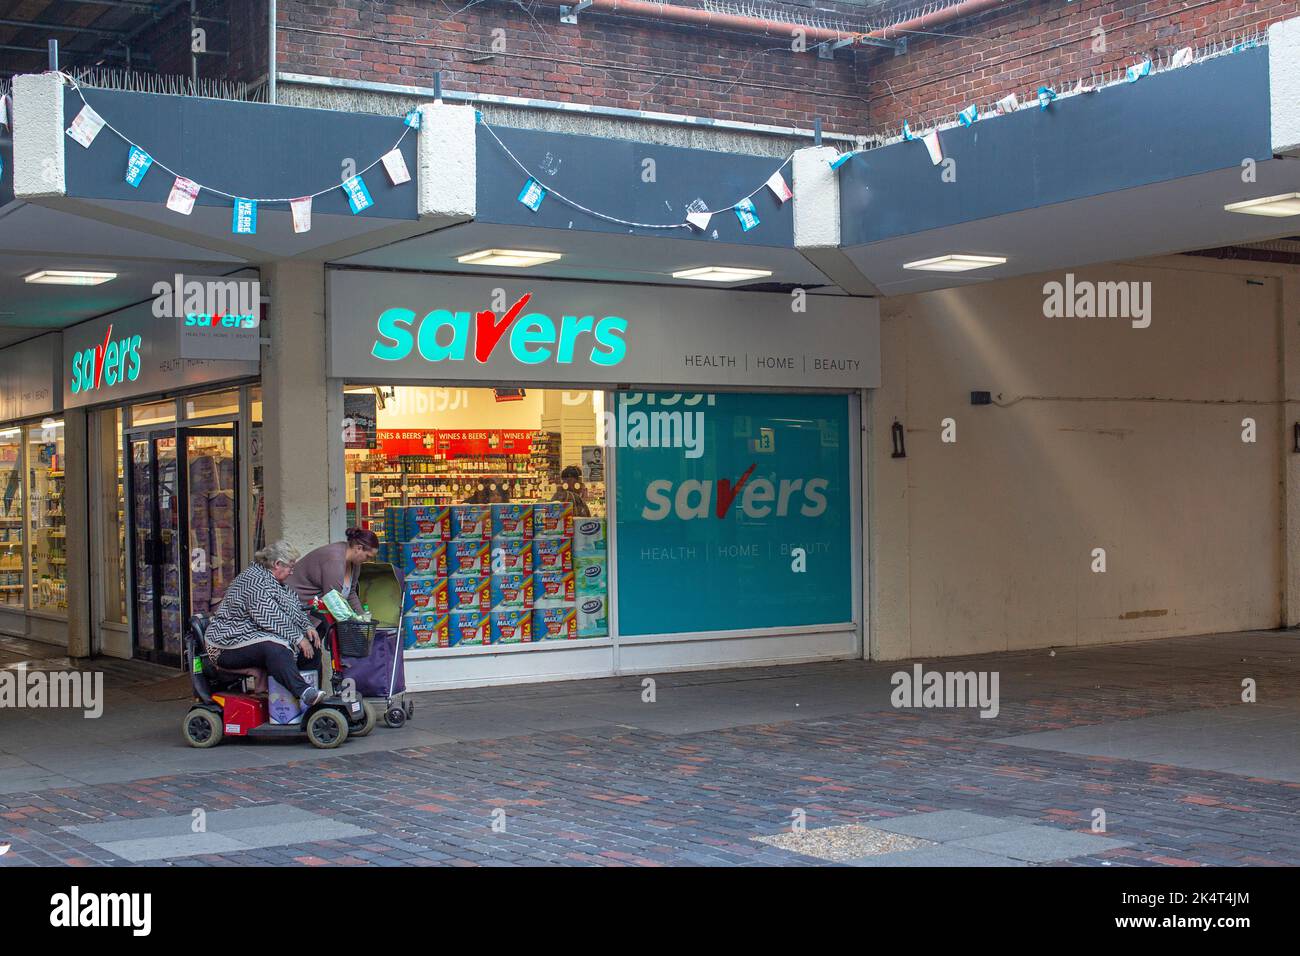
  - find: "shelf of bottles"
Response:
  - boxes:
[28,423,67,614]
[346,431,606,535]
[0,430,23,607]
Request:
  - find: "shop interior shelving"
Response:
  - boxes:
[29,466,67,612]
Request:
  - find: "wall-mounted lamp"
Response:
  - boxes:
[891,420,907,459]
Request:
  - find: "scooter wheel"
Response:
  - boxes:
[183,708,223,749]
[351,704,377,738]
[405,699,414,719]
[384,706,407,729]
[306,708,350,749]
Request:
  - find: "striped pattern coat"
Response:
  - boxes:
[204,562,313,655]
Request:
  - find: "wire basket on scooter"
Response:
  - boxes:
[335,619,376,658]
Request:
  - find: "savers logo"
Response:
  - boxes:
[642,467,829,521]
[70,324,143,395]
[372,293,627,367]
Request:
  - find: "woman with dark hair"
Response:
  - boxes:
[551,465,591,517]
[288,526,380,614]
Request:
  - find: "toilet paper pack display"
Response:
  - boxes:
[491,609,532,644]
[404,577,449,614]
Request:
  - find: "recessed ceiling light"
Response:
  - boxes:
[456,249,562,268]
[671,266,774,283]
[1223,193,1300,217]
[24,270,118,286]
[902,254,1007,272]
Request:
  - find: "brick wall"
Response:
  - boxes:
[131,0,1299,134]
[860,0,1300,133]
[276,0,877,130]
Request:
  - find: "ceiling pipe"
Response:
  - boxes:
[535,0,1010,51]
[868,0,1008,42]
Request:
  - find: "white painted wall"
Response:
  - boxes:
[871,258,1290,660]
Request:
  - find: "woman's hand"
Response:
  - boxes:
[299,636,315,659]
[306,626,321,648]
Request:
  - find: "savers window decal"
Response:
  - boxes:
[615,391,853,636]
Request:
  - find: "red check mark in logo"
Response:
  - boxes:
[716,463,757,518]
[473,292,531,363]
[94,324,113,390]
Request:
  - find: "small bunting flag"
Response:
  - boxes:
[124,146,152,188]
[382,148,411,185]
[829,150,861,170]
[232,198,257,235]
[342,174,374,213]
[290,197,313,234]
[765,171,792,203]
[66,104,105,148]
[922,130,943,165]
[686,210,712,231]
[733,197,760,232]
[166,176,200,215]
[517,178,546,212]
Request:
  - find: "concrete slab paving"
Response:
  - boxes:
[848,845,1029,867]
[951,827,1134,863]
[63,804,376,861]
[870,810,1034,842]
[98,833,249,862]
[998,704,1300,782]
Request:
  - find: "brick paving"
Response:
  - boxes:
[1,631,1299,866]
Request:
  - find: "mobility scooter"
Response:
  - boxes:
[181,613,372,749]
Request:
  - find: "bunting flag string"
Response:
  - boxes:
[479,116,795,234]
[828,40,1228,174]
[56,72,415,234]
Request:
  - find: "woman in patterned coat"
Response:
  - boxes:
[203,540,326,708]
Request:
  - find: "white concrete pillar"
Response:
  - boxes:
[417,101,477,221]
[12,72,65,199]
[1270,17,1300,157]
[792,145,881,296]
[867,301,912,661]
[63,410,91,658]
[261,260,331,553]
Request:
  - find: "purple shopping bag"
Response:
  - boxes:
[340,628,406,698]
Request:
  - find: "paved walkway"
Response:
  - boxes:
[0,630,1298,866]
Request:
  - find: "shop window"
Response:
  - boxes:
[345,386,608,649]
[0,428,24,609]
[132,399,177,428]
[182,389,240,420]
[27,420,67,616]
[248,385,264,553]
[614,392,854,636]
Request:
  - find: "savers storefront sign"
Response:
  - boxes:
[327,271,879,389]
[62,299,260,409]
[371,292,627,368]
[69,324,142,395]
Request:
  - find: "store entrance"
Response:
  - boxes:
[128,425,239,666]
